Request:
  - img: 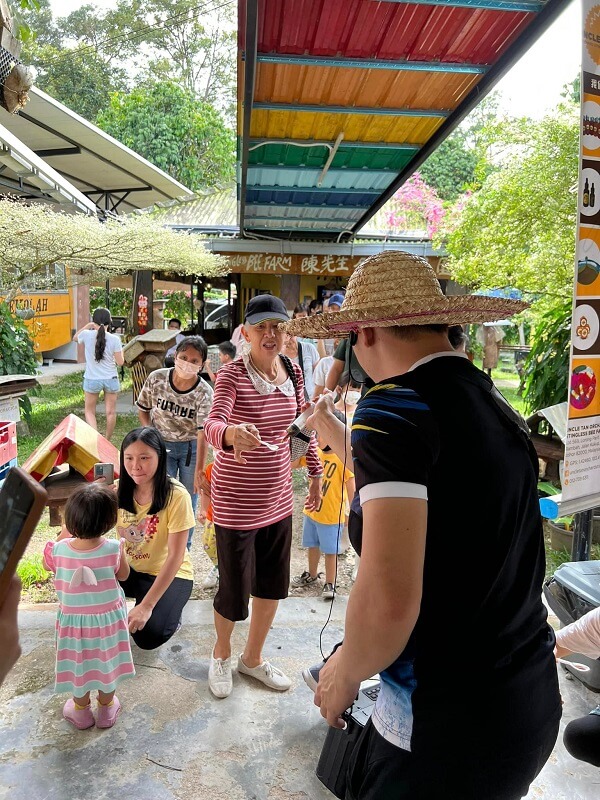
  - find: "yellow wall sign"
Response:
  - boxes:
[7,292,72,353]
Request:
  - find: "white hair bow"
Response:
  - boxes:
[69,566,98,588]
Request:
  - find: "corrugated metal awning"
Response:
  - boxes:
[0,87,194,214]
[0,122,97,214]
[238,0,571,240]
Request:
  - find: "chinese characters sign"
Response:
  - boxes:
[222,253,364,275]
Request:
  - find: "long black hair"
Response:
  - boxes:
[118,427,173,515]
[92,307,111,362]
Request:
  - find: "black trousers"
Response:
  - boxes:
[119,568,193,650]
[563,708,600,767]
[345,718,559,800]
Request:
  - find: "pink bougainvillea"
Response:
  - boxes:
[375,173,446,237]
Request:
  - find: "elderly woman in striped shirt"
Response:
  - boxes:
[204,295,322,699]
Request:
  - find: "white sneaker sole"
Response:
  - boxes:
[301,668,318,692]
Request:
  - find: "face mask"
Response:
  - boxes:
[344,390,361,405]
[175,358,201,377]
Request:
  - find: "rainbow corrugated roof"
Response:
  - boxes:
[238,0,569,240]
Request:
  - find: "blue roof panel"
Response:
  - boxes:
[247,166,396,192]
[245,188,378,206]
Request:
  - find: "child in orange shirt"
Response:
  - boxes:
[198,462,218,589]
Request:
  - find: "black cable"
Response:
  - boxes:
[318,334,355,660]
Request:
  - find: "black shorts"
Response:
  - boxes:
[346,717,558,800]
[213,515,293,622]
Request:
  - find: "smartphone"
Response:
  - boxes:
[0,467,48,604]
[93,463,114,485]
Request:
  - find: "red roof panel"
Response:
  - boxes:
[258,0,535,66]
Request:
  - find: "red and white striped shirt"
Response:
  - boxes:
[204,359,322,530]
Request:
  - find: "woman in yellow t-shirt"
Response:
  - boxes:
[117,427,194,650]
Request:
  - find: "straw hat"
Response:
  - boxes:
[284,251,528,339]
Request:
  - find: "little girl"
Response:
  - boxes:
[43,482,134,730]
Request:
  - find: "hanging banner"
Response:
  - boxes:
[562,0,600,505]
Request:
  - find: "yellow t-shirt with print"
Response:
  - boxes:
[301,449,354,526]
[117,479,194,581]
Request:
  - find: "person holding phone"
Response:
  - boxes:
[117,427,195,650]
[74,307,124,440]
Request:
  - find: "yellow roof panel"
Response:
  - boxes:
[249,110,444,145]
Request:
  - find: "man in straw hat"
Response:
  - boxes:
[285,251,561,800]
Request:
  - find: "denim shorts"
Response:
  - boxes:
[302,516,344,555]
[83,377,120,394]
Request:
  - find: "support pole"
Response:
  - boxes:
[571,509,593,562]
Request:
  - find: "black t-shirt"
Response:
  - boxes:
[349,354,560,753]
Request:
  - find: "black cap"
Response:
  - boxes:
[244,294,289,325]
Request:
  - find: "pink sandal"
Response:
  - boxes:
[96,696,121,729]
[63,699,95,730]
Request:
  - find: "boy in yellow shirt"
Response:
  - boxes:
[291,412,355,599]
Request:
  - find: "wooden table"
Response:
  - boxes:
[42,467,88,526]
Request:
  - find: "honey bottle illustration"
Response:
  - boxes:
[583,178,590,208]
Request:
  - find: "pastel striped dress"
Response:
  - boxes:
[43,538,135,695]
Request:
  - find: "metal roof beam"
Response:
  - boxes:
[239,0,259,236]
[34,146,81,157]
[247,215,358,224]
[18,111,173,201]
[248,186,377,196]
[0,175,55,201]
[247,137,420,151]
[256,54,487,74]
[248,164,397,175]
[84,186,153,195]
[253,102,449,117]
[377,0,543,11]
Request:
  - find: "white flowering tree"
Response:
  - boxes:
[0,200,228,303]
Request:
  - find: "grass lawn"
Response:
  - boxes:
[19,372,138,463]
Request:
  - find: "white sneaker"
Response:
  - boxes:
[208,651,232,698]
[202,565,219,589]
[237,654,292,691]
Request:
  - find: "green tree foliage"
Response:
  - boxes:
[18,0,236,122]
[97,81,235,189]
[419,133,478,202]
[440,106,579,412]
[123,0,236,117]
[0,303,37,376]
[29,43,128,120]
[0,200,227,304]
[441,109,579,301]
[520,302,571,412]
[18,0,128,118]
[562,74,580,105]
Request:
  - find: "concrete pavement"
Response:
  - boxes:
[1,596,599,800]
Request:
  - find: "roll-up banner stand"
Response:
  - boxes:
[540,0,600,556]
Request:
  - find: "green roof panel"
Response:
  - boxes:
[247,142,417,172]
